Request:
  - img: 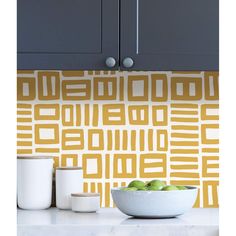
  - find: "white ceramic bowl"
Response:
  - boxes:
[111,186,198,218]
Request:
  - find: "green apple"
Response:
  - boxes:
[128,180,145,190]
[176,186,187,190]
[146,179,165,190]
[121,187,137,191]
[146,185,161,191]
[137,186,148,191]
[162,185,179,191]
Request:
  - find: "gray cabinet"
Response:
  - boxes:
[17,0,219,70]
[17,0,119,70]
[120,0,219,70]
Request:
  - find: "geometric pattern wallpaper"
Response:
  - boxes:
[17,70,219,208]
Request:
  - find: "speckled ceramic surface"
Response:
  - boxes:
[111,186,198,218]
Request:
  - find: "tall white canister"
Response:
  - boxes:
[56,167,83,209]
[17,156,54,210]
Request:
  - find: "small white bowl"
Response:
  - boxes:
[71,193,100,213]
[111,186,198,218]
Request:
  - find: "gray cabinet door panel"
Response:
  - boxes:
[120,0,219,70]
[18,0,119,70]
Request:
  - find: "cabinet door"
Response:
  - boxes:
[18,0,119,70]
[120,0,219,70]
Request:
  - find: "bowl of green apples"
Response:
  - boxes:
[111,179,198,218]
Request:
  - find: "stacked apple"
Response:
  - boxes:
[121,179,187,191]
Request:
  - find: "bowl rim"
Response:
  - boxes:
[111,186,198,192]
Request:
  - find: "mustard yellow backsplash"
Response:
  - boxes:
[17,70,219,208]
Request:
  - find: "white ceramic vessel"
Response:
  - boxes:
[56,167,83,209]
[17,156,54,210]
[71,193,100,212]
[111,186,198,218]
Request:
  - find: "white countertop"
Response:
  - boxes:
[18,207,219,236]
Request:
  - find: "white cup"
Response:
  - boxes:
[71,193,100,213]
[17,156,54,210]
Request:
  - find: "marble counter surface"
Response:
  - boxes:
[18,207,219,236]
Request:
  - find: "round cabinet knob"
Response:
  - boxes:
[123,57,134,68]
[105,57,116,68]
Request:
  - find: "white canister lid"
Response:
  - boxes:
[17,156,54,159]
[56,167,83,170]
[71,193,100,197]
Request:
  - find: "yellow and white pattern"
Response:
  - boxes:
[17,70,219,208]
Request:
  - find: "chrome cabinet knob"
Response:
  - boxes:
[123,57,134,68]
[105,57,116,68]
